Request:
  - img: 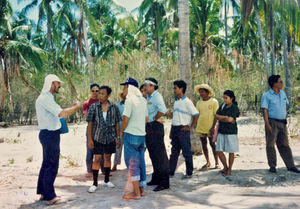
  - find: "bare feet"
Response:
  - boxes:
[39,195,44,201]
[123,192,141,200]
[218,168,228,175]
[139,187,145,196]
[200,162,211,171]
[46,196,62,205]
[111,165,117,172]
[85,172,93,178]
[215,164,221,169]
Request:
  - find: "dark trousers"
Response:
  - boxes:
[146,121,169,187]
[266,119,295,169]
[37,130,60,200]
[169,126,193,176]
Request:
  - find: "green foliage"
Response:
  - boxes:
[8,158,15,164]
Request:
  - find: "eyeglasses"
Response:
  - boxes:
[91,90,99,92]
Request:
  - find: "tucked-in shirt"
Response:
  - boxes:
[83,98,99,115]
[261,89,289,120]
[216,103,239,135]
[195,98,219,134]
[36,92,63,131]
[172,96,199,126]
[147,91,167,122]
[86,101,121,144]
[123,96,148,136]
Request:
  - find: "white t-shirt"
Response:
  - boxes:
[172,96,199,126]
[36,92,63,131]
[123,95,148,136]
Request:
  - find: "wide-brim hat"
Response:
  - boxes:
[194,84,214,97]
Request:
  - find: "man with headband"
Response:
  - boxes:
[35,74,81,204]
[144,78,169,192]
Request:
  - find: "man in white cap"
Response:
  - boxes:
[35,74,81,204]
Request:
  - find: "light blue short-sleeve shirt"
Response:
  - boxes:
[261,89,289,120]
[36,92,63,130]
[147,91,167,122]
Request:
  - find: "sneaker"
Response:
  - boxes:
[88,185,98,193]
[103,181,115,188]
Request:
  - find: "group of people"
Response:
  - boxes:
[35,74,299,204]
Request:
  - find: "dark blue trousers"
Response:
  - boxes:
[169,126,193,176]
[37,129,60,200]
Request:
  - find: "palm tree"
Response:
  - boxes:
[139,0,167,56]
[0,2,45,121]
[241,0,271,78]
[178,0,192,98]
[20,0,57,69]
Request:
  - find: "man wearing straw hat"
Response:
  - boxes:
[35,74,81,204]
[194,84,219,170]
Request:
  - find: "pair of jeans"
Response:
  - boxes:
[86,127,104,173]
[123,132,146,187]
[37,129,60,201]
[266,119,295,169]
[169,126,193,176]
[146,121,169,187]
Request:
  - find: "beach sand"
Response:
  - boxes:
[0,116,300,209]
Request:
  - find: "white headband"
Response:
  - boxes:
[144,80,157,86]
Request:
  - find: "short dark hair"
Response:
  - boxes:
[145,77,158,90]
[173,80,186,94]
[100,85,112,95]
[140,84,145,91]
[268,75,281,88]
[90,83,100,89]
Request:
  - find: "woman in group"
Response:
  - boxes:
[215,90,240,177]
[86,86,121,192]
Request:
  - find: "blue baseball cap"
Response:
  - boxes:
[120,77,139,88]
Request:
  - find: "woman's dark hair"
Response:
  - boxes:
[268,75,281,88]
[173,80,187,94]
[100,85,112,95]
[90,83,100,89]
[145,77,158,90]
[140,84,145,91]
[224,90,239,117]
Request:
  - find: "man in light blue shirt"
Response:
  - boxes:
[261,75,299,174]
[35,74,81,204]
[144,77,169,192]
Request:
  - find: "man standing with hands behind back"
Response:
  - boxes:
[36,74,81,204]
[261,74,300,174]
[144,78,169,192]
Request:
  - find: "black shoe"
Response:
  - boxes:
[288,167,300,173]
[153,185,169,192]
[147,181,159,186]
[269,167,277,173]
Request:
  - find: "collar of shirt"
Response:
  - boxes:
[176,95,187,100]
[147,90,158,101]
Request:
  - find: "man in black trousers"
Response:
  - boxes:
[144,78,169,191]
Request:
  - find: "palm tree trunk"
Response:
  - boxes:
[80,6,94,84]
[178,0,192,99]
[47,13,53,69]
[280,19,290,101]
[224,0,228,55]
[269,0,275,74]
[254,4,270,78]
[0,58,7,122]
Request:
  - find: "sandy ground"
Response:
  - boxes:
[1,116,300,209]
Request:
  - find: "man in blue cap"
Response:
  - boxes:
[120,77,149,200]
